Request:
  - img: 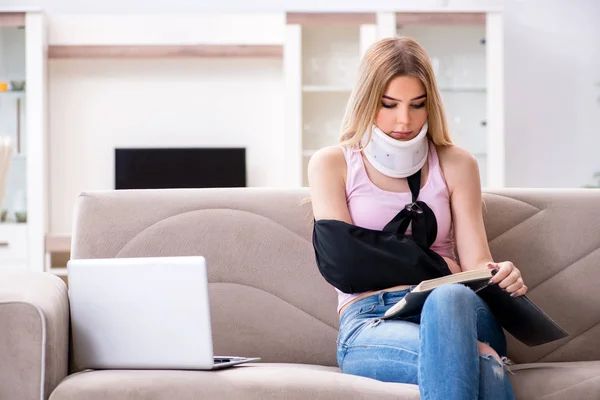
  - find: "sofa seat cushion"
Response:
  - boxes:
[49,363,420,400]
[49,361,600,400]
[508,361,600,399]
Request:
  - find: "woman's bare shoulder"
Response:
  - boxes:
[308,145,346,182]
[308,145,352,222]
[436,144,477,165]
[435,144,480,194]
[436,144,479,173]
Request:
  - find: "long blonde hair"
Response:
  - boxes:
[340,37,453,147]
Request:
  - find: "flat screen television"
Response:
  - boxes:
[115,148,246,189]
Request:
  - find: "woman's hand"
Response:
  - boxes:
[487,261,528,297]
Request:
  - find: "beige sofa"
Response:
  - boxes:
[2,188,600,400]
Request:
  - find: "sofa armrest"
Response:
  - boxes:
[0,272,69,400]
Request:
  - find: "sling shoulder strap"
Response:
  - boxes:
[382,169,438,248]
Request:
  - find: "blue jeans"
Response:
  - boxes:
[337,284,516,400]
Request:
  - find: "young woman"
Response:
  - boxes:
[308,37,524,399]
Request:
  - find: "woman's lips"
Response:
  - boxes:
[390,131,413,139]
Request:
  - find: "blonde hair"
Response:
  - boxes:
[340,37,453,148]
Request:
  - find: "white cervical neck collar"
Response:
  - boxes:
[361,121,429,178]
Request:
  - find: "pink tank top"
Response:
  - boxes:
[336,140,456,313]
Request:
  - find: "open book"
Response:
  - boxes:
[382,268,569,347]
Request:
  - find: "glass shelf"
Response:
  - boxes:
[1,156,27,219]
[0,90,25,95]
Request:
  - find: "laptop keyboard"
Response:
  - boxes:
[214,357,245,364]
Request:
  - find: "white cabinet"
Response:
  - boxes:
[0,11,48,272]
[300,25,364,186]
[285,14,378,186]
[0,223,28,270]
[0,24,27,220]
[285,11,504,188]
[391,12,504,188]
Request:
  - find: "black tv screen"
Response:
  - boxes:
[115,148,246,189]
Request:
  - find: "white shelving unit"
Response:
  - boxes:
[285,10,504,188]
[0,10,48,273]
[391,11,503,187]
[285,14,378,186]
[0,25,27,224]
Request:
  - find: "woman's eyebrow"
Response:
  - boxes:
[382,94,427,102]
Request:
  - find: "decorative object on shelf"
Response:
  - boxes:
[583,171,600,188]
[0,82,7,92]
[0,209,6,223]
[0,137,14,211]
[15,211,27,223]
[9,80,25,91]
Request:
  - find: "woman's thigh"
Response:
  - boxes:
[421,283,508,358]
[337,298,421,384]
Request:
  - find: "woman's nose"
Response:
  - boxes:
[396,106,411,125]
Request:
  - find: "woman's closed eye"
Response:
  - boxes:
[381,102,426,109]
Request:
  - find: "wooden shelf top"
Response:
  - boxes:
[396,12,486,26]
[45,234,71,253]
[286,12,376,26]
[48,44,284,59]
[0,12,25,27]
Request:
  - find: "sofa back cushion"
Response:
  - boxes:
[70,188,600,371]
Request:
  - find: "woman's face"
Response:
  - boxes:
[374,76,428,141]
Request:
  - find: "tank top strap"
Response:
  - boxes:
[426,141,450,191]
[341,145,363,192]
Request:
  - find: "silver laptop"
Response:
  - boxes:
[67,256,260,370]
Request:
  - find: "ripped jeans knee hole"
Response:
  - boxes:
[480,354,514,376]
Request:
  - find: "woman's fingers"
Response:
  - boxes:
[488,261,514,284]
[488,261,527,296]
[509,284,528,297]
[503,277,524,294]
[498,268,521,290]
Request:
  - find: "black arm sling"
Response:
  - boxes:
[312,169,452,294]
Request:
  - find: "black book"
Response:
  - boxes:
[381,269,569,347]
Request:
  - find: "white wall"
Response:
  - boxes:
[502,0,600,187]
[28,0,600,187]
[49,58,284,233]
[4,0,600,231]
